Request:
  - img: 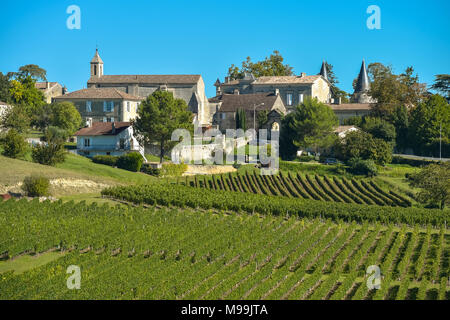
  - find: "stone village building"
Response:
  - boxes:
[35,81,66,103]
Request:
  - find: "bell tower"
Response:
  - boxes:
[90,48,104,78]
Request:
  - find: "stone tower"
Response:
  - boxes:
[90,48,104,78]
[351,59,375,103]
[319,61,328,81]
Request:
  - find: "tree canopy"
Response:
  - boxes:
[132,90,194,163]
[409,94,450,157]
[227,51,294,80]
[430,74,450,102]
[408,162,450,209]
[280,97,338,156]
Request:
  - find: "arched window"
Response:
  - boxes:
[271,122,280,131]
[94,65,97,75]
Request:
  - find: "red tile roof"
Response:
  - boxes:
[74,122,131,136]
[54,88,142,101]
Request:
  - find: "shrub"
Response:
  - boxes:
[21,175,50,197]
[348,158,378,177]
[161,163,187,177]
[31,142,66,166]
[117,152,144,172]
[92,155,118,167]
[0,129,28,158]
[141,163,161,176]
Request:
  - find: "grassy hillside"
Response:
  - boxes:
[0,153,156,196]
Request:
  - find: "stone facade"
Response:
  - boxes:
[210,93,286,133]
[86,49,212,126]
[53,88,141,124]
[215,73,331,113]
[35,82,65,104]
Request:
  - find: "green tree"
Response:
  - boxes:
[132,90,193,163]
[324,62,349,103]
[368,64,427,118]
[1,104,31,133]
[0,72,11,103]
[282,97,338,155]
[408,162,450,209]
[16,64,47,82]
[31,127,66,166]
[409,94,450,157]
[49,102,82,135]
[335,130,392,165]
[236,109,247,130]
[430,74,450,102]
[227,50,294,79]
[361,117,396,146]
[0,129,28,158]
[390,105,410,152]
[256,110,269,129]
[9,76,46,117]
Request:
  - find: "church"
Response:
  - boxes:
[56,49,213,127]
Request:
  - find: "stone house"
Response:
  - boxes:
[214,67,331,112]
[35,82,65,103]
[86,49,213,127]
[53,87,142,124]
[210,92,287,134]
[74,121,145,160]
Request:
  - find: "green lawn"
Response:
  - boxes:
[0,153,156,196]
[0,252,65,275]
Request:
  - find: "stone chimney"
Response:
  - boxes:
[225,76,230,83]
[275,88,280,96]
[46,81,50,89]
[233,88,240,95]
[86,118,92,127]
[112,122,116,134]
[300,72,307,78]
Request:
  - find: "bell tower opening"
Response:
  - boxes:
[90,48,104,78]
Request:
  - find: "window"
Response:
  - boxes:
[103,101,114,112]
[120,138,125,149]
[136,102,139,113]
[106,152,111,156]
[84,138,90,147]
[103,117,107,122]
[299,94,304,104]
[126,101,130,112]
[86,101,92,112]
[110,117,114,122]
[221,113,226,120]
[286,93,293,106]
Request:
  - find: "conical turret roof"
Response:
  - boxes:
[91,49,103,64]
[355,59,370,92]
[319,61,328,81]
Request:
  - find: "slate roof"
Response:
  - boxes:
[213,93,281,112]
[355,60,371,93]
[87,74,201,85]
[75,122,131,136]
[53,88,142,101]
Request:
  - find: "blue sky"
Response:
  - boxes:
[0,0,449,97]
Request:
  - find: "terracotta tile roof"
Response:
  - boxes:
[220,75,322,86]
[75,122,131,136]
[35,82,60,90]
[328,103,373,111]
[215,93,281,112]
[253,75,322,84]
[54,88,142,101]
[87,74,201,85]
